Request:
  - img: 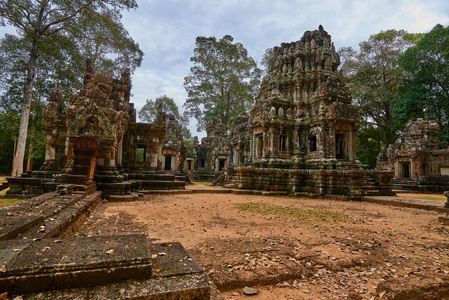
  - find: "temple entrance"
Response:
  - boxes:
[219,159,226,171]
[164,156,172,171]
[336,134,345,159]
[309,135,317,152]
[401,162,410,178]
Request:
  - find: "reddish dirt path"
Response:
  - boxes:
[77,192,449,299]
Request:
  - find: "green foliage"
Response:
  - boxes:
[0,197,26,208]
[0,0,143,175]
[135,147,144,163]
[339,29,421,167]
[260,47,274,77]
[0,110,20,174]
[183,35,261,131]
[139,96,181,123]
[356,124,382,169]
[138,95,192,141]
[394,24,449,141]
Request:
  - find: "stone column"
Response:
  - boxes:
[116,135,123,169]
[347,130,354,161]
[329,124,336,159]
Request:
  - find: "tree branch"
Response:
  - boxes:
[42,0,97,33]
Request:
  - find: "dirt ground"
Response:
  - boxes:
[76,189,449,299]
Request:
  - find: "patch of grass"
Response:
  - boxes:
[0,197,25,208]
[419,196,446,201]
[191,181,212,186]
[0,187,9,196]
[236,202,356,223]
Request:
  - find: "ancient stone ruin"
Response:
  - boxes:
[7,59,187,199]
[2,59,209,299]
[225,26,394,198]
[185,116,229,182]
[377,118,449,192]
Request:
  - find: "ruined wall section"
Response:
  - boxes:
[378,119,449,191]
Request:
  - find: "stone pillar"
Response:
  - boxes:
[116,135,123,169]
[347,130,354,161]
[251,134,255,160]
[271,129,278,157]
[329,125,336,159]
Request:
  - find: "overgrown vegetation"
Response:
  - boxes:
[236,202,357,223]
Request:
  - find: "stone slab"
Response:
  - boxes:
[5,240,211,299]
[26,272,211,299]
[0,235,152,294]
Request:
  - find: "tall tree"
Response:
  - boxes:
[394,24,449,141]
[139,96,181,123]
[339,29,421,167]
[260,47,274,77]
[0,0,140,176]
[183,35,261,131]
[138,95,191,141]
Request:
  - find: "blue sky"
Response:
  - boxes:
[120,0,449,138]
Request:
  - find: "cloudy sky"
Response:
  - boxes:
[120,0,449,138]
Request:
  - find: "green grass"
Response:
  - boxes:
[191,181,212,186]
[0,187,9,196]
[0,197,25,208]
[419,195,446,201]
[236,202,356,224]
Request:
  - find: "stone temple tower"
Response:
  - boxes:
[226,26,394,198]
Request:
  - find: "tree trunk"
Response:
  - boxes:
[26,142,34,172]
[11,38,39,177]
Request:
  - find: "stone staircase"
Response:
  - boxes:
[0,187,210,299]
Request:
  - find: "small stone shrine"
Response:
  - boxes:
[185,116,229,181]
[377,118,449,191]
[226,26,394,198]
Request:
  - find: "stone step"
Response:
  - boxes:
[1,237,211,299]
[0,235,152,295]
[3,191,102,241]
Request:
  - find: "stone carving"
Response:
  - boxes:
[226,26,394,198]
[67,62,130,142]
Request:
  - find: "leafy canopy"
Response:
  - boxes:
[394,24,449,141]
[138,95,191,141]
[0,0,142,175]
[339,29,421,167]
[183,35,261,131]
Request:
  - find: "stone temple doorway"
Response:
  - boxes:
[219,159,226,171]
[401,162,410,178]
[164,156,172,171]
